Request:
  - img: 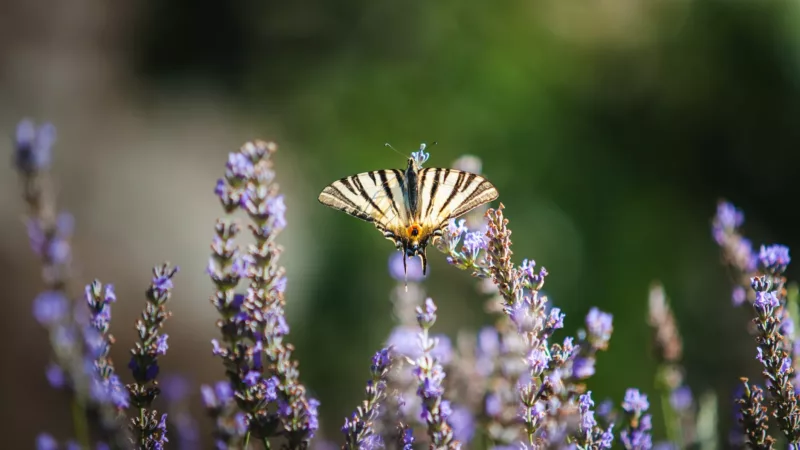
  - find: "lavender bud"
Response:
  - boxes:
[758,244,791,275]
[416,298,438,329]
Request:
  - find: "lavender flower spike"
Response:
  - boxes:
[619,388,653,450]
[573,392,614,449]
[412,298,461,449]
[342,347,394,450]
[127,263,179,449]
[749,274,800,444]
[736,378,775,449]
[14,119,129,448]
[14,118,56,173]
[211,140,315,449]
[84,280,128,410]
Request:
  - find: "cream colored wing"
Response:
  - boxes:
[418,167,498,228]
[318,169,408,233]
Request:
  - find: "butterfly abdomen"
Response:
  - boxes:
[404,158,420,220]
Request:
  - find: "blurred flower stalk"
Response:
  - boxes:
[12,119,800,449]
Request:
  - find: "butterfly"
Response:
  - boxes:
[318,143,499,281]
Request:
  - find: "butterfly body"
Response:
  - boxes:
[318,145,499,277]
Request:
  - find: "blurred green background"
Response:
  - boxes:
[3,0,800,447]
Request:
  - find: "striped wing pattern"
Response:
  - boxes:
[418,168,499,229]
[317,169,408,232]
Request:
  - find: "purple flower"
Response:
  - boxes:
[547,307,565,330]
[411,298,459,448]
[172,412,200,450]
[759,244,791,274]
[622,389,649,414]
[620,414,653,450]
[525,348,550,374]
[732,286,747,306]
[579,392,598,430]
[669,386,692,411]
[597,399,613,418]
[716,202,744,230]
[46,362,66,388]
[586,307,613,343]
[572,357,596,379]
[226,152,254,180]
[388,251,426,282]
[463,231,488,258]
[401,427,414,450]
[15,119,56,172]
[159,374,190,403]
[302,397,321,437]
[266,195,287,230]
[201,383,223,409]
[155,335,169,355]
[416,364,446,398]
[485,393,502,416]
[449,406,475,443]
[416,298,438,328]
[712,201,744,244]
[783,316,796,339]
[36,433,58,450]
[90,372,129,409]
[264,311,290,336]
[371,347,392,374]
[446,219,467,239]
[780,356,793,375]
[214,179,226,199]
[243,371,261,387]
[476,326,500,357]
[33,291,69,326]
[753,291,779,314]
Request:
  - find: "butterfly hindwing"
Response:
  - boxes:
[318,169,408,233]
[418,167,499,229]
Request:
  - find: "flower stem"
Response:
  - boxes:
[244,431,251,449]
[71,397,90,449]
[263,437,271,449]
[139,407,145,445]
[659,389,681,447]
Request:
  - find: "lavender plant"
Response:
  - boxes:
[341,348,393,450]
[17,119,800,450]
[127,264,179,449]
[209,140,316,449]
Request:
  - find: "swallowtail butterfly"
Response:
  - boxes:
[318,143,499,281]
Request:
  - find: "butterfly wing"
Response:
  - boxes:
[318,169,409,236]
[418,167,499,230]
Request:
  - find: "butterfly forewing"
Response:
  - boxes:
[418,167,499,229]
[317,169,408,232]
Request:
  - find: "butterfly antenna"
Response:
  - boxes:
[385,142,406,158]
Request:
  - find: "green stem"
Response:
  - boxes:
[660,387,682,447]
[262,437,271,449]
[244,431,251,449]
[139,407,146,445]
[71,397,90,449]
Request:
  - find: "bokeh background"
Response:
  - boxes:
[2,0,800,447]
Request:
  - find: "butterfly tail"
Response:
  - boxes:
[419,250,428,276]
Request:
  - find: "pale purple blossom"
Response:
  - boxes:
[389,252,426,282]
